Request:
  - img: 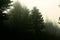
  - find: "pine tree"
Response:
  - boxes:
[9,1,30,32]
[58,17,60,24]
[31,7,44,39]
[0,0,12,31]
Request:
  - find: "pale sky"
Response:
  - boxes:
[19,0,60,21]
[13,0,60,27]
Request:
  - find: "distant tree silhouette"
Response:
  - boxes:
[21,7,30,31]
[58,17,60,24]
[0,0,12,31]
[8,1,30,32]
[31,7,44,39]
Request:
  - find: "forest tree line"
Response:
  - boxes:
[0,0,59,40]
[0,0,44,32]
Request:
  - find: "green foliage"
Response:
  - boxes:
[0,0,12,10]
[4,1,45,33]
[0,0,12,20]
[0,0,12,31]
[6,1,30,32]
[31,7,44,30]
[30,7,44,39]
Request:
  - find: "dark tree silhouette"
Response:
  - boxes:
[58,17,60,24]
[31,7,44,39]
[7,1,30,32]
[0,0,12,31]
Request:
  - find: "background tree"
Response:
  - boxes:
[0,0,12,31]
[6,1,30,32]
[31,7,44,39]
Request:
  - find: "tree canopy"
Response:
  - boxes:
[0,0,12,10]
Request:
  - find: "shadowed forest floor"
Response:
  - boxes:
[17,31,60,40]
[1,30,60,40]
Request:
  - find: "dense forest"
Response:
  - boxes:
[0,0,60,40]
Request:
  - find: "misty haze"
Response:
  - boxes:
[0,0,60,40]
